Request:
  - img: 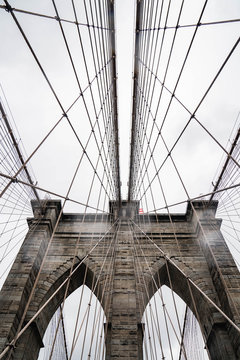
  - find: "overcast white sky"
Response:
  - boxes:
[0,0,239,211]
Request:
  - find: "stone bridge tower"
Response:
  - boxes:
[0,199,240,359]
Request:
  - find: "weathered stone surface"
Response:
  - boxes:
[0,200,239,359]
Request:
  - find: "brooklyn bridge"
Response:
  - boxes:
[0,0,240,359]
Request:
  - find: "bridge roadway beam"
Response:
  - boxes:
[0,200,240,359]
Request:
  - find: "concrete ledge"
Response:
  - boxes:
[26,199,219,224]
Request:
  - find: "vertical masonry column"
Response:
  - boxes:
[106,216,143,359]
[0,200,61,360]
[192,201,240,359]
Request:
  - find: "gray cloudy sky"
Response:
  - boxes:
[0,0,239,211]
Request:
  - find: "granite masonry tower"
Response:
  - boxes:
[0,199,240,359]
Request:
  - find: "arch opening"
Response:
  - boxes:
[142,285,209,360]
[38,285,106,360]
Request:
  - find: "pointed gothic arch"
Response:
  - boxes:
[138,205,240,360]
[38,284,106,360]
[0,200,112,359]
[142,284,209,359]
